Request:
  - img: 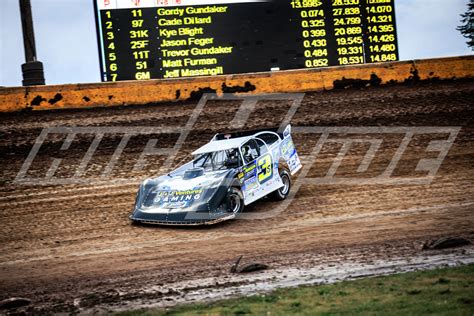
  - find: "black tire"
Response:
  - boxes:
[268,169,291,201]
[227,187,244,214]
[130,219,142,226]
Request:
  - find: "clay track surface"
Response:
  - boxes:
[0,80,473,313]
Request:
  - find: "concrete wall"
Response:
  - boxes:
[0,56,472,112]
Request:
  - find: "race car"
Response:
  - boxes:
[129,125,302,225]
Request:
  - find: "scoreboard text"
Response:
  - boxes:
[94,0,398,81]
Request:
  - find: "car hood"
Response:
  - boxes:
[137,169,232,211]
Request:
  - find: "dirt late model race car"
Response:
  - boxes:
[130,125,302,225]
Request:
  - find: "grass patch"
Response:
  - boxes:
[119,264,474,315]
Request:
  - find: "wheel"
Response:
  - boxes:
[227,187,244,214]
[268,169,291,201]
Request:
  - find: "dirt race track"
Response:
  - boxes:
[0,80,473,313]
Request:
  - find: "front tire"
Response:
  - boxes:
[227,187,244,214]
[269,169,291,201]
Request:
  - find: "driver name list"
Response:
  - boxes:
[95,0,398,82]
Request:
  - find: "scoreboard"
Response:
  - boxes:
[93,0,398,82]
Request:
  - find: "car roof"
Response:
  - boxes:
[192,136,251,155]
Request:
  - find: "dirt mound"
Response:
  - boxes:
[422,237,471,250]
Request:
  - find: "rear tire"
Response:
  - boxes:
[268,169,291,201]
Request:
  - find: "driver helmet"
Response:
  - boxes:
[242,145,252,161]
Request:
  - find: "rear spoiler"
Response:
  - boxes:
[213,125,290,141]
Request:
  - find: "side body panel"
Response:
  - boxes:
[239,151,284,205]
[240,131,302,205]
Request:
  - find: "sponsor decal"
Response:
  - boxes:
[153,188,203,208]
[242,163,257,180]
[281,137,296,159]
[244,175,258,190]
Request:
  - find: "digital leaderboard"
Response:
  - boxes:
[94,0,398,82]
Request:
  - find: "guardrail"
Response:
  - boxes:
[0,56,472,112]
